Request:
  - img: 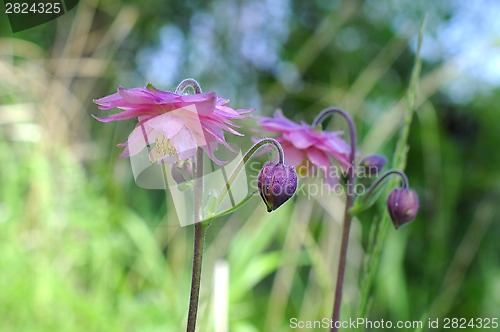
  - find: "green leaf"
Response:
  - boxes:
[146,83,158,91]
[202,191,258,221]
[351,179,388,216]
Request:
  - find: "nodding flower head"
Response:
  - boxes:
[93,83,252,165]
[387,188,419,229]
[258,161,298,212]
[255,110,350,186]
[359,154,387,176]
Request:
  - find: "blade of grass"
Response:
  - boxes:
[357,17,424,322]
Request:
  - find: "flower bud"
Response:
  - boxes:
[359,154,387,176]
[387,188,419,229]
[258,161,298,212]
[171,159,194,184]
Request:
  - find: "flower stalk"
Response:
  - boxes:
[213,138,284,213]
[178,79,204,332]
[363,169,409,198]
[94,77,284,332]
[313,108,418,330]
[186,149,205,331]
[313,107,357,332]
[176,78,203,95]
[185,138,291,331]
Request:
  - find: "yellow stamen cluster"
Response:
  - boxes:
[150,135,177,163]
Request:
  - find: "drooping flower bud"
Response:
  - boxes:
[387,188,419,229]
[359,154,387,176]
[258,161,298,212]
[171,159,194,184]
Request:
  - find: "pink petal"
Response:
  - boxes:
[94,85,248,166]
[202,142,227,166]
[144,113,185,140]
[123,125,153,156]
[283,130,315,149]
[306,148,331,169]
[202,124,236,153]
[118,141,130,158]
[93,92,123,109]
[92,109,148,122]
[203,117,244,137]
[281,142,306,167]
[259,110,305,133]
[170,127,199,160]
[173,92,217,115]
[118,86,162,104]
[215,105,251,118]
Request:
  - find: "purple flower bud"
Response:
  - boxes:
[387,188,419,229]
[171,160,194,184]
[359,154,387,176]
[258,161,298,212]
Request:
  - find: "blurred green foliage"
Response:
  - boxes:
[0,0,499,331]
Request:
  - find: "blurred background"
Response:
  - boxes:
[1,0,499,331]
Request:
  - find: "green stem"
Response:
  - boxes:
[186,148,205,332]
[362,169,409,200]
[175,79,206,332]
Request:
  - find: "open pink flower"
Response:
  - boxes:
[94,84,252,165]
[256,110,350,185]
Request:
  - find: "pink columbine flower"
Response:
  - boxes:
[256,110,350,185]
[94,84,252,165]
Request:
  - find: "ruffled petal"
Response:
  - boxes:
[202,142,227,166]
[283,130,315,149]
[306,148,331,170]
[94,85,248,165]
[281,141,306,167]
[173,92,217,115]
[143,113,185,140]
[118,86,163,104]
[259,111,305,133]
[170,127,199,161]
[123,125,153,157]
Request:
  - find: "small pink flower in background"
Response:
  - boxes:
[94,84,252,165]
[256,110,350,185]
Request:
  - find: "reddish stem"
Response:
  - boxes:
[314,107,357,332]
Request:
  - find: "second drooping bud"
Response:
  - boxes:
[359,154,387,176]
[258,161,298,212]
[387,188,419,229]
[171,159,194,184]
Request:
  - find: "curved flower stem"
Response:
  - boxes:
[314,107,357,332]
[211,138,284,219]
[313,108,356,165]
[185,139,284,330]
[363,169,409,199]
[176,78,202,94]
[186,148,205,332]
[177,78,204,332]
